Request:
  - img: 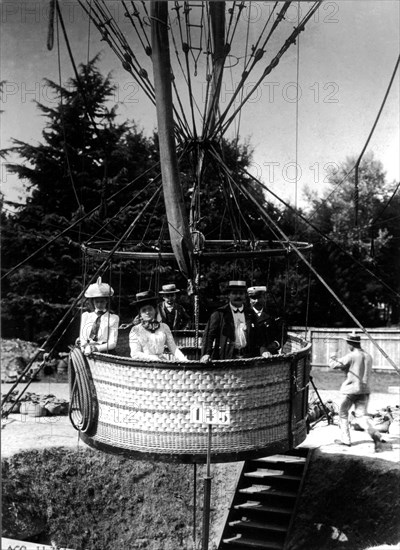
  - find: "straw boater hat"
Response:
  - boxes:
[131,290,158,309]
[84,277,114,298]
[344,331,361,345]
[159,283,180,294]
[226,280,247,291]
[247,286,267,296]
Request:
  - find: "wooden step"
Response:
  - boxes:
[235,501,292,516]
[229,519,287,534]
[216,450,311,550]
[239,486,297,499]
[222,533,284,549]
[251,456,306,475]
[244,470,302,483]
[253,454,306,464]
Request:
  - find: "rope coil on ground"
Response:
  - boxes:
[68,346,98,434]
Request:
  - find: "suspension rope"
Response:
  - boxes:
[234,2,252,143]
[212,2,322,140]
[354,53,400,226]
[168,13,197,137]
[371,181,400,227]
[68,346,97,433]
[294,1,301,234]
[225,2,246,46]
[208,144,259,242]
[1,185,163,410]
[86,0,92,63]
[2,161,160,280]
[238,180,400,374]
[242,167,400,300]
[182,4,199,138]
[209,1,287,139]
[209,145,284,244]
[55,11,82,212]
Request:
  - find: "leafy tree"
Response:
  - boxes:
[1,57,159,343]
[303,152,400,326]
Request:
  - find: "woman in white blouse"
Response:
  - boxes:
[79,277,119,356]
[129,290,187,362]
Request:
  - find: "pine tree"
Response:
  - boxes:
[1,57,158,342]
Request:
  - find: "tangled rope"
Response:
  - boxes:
[68,346,98,434]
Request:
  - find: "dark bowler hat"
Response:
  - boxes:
[131,290,158,309]
[159,283,180,294]
[344,331,361,345]
[226,280,247,292]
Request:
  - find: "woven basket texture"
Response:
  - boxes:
[83,333,311,456]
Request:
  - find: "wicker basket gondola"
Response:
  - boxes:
[69,333,311,463]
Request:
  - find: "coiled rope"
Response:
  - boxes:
[68,347,98,433]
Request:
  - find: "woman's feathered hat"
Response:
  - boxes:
[84,277,114,298]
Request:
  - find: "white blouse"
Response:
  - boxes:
[129,322,187,362]
[79,310,119,353]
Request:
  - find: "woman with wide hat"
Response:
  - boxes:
[129,290,187,362]
[79,277,119,356]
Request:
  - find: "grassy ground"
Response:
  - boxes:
[2,448,204,550]
[2,447,399,550]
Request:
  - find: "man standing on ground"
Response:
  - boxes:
[329,331,386,451]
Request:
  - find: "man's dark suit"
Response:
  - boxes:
[201,304,266,360]
[159,302,190,331]
[253,309,286,354]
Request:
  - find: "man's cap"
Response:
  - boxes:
[131,290,158,308]
[248,286,267,296]
[343,331,361,345]
[84,277,114,298]
[159,283,180,294]
[226,280,247,291]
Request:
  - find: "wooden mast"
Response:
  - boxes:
[150,1,194,280]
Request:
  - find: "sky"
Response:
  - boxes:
[1,0,399,212]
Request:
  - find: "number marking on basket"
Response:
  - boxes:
[190,405,231,425]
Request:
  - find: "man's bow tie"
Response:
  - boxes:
[233,308,243,313]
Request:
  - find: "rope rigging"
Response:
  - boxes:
[212,1,322,140]
[354,53,400,227]
[74,0,323,147]
[237,179,400,375]
[1,185,163,411]
[242,167,400,302]
[308,54,400,227]
[2,161,161,280]
[207,0,280,138]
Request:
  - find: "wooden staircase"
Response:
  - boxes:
[217,448,311,550]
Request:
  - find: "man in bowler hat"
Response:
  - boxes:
[200,280,271,362]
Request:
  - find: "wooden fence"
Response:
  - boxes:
[292,327,400,371]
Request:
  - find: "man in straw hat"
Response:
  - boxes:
[158,283,190,331]
[200,280,271,362]
[79,277,119,356]
[329,331,387,451]
[247,285,286,355]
